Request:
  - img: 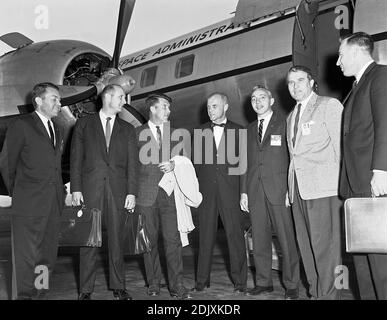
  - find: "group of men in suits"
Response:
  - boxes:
[3,31,387,300]
[238,31,387,300]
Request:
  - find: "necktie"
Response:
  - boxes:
[258,119,264,143]
[48,120,55,148]
[105,117,111,151]
[211,122,225,128]
[342,80,358,105]
[292,103,302,147]
[156,125,162,149]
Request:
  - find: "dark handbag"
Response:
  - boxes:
[59,205,102,247]
[244,226,254,267]
[135,213,151,254]
[124,212,151,255]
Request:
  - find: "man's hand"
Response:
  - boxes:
[158,160,175,173]
[285,191,291,208]
[371,170,387,196]
[72,191,84,206]
[125,194,136,212]
[240,193,249,213]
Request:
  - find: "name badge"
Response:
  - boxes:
[270,135,281,146]
[301,122,312,136]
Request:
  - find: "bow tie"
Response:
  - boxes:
[211,122,225,128]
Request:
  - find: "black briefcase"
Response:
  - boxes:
[124,211,151,255]
[59,205,102,247]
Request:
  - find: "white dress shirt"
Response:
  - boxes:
[99,110,116,135]
[35,111,55,145]
[212,118,227,149]
[356,60,374,83]
[290,91,314,142]
[148,120,165,142]
[257,110,273,142]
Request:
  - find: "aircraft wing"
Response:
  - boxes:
[0,32,33,49]
[234,0,301,24]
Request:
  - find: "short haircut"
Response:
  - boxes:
[31,82,59,108]
[341,32,374,55]
[101,84,122,101]
[145,92,172,112]
[207,92,229,105]
[287,65,318,92]
[251,85,272,98]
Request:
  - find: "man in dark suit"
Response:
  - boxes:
[192,92,247,293]
[0,82,64,299]
[337,32,387,300]
[70,84,137,300]
[135,92,190,300]
[240,85,300,299]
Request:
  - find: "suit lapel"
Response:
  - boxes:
[53,122,61,153]
[141,123,159,149]
[286,113,293,152]
[250,120,260,146]
[261,112,278,146]
[294,93,318,147]
[93,113,108,158]
[108,117,121,155]
[343,62,377,134]
[31,112,54,148]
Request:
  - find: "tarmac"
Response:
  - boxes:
[0,206,357,301]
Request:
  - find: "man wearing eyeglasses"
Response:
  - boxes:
[70,84,138,300]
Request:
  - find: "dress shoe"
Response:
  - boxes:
[78,292,92,300]
[285,288,299,300]
[191,283,210,293]
[113,289,133,300]
[147,285,160,297]
[234,286,247,294]
[170,286,192,300]
[246,285,274,296]
[36,289,49,300]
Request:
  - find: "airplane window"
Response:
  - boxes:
[140,66,157,87]
[175,55,195,78]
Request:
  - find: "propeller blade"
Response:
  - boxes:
[111,0,136,68]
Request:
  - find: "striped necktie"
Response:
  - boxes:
[156,125,162,149]
[292,103,302,147]
[258,119,264,143]
[105,117,111,151]
[48,120,55,148]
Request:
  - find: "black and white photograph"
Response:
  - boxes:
[1,0,387,309]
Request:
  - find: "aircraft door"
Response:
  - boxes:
[354,0,387,65]
[292,0,319,79]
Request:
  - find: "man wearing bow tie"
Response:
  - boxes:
[240,85,300,299]
[337,32,387,300]
[0,82,64,299]
[286,66,343,299]
[192,92,247,293]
